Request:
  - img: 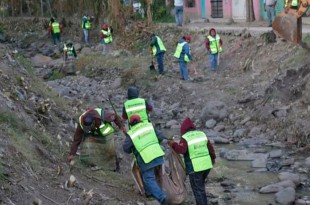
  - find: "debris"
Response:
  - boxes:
[39,193,61,205]
[32,198,42,205]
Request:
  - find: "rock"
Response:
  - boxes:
[32,198,42,205]
[209,137,230,144]
[278,172,300,185]
[165,120,178,128]
[269,150,283,158]
[31,54,52,67]
[275,187,296,205]
[304,157,310,168]
[200,101,228,122]
[80,47,92,54]
[259,180,295,194]
[233,128,247,138]
[111,77,122,89]
[281,158,295,167]
[75,43,82,51]
[248,126,262,137]
[224,150,268,161]
[214,124,225,132]
[252,157,267,168]
[295,199,310,205]
[205,119,217,129]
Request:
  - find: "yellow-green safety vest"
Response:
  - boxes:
[152,36,166,56]
[291,0,298,6]
[124,98,148,125]
[82,16,91,29]
[207,34,222,54]
[79,108,114,137]
[101,28,113,44]
[173,41,191,62]
[127,122,164,163]
[63,44,74,56]
[52,22,60,33]
[182,131,213,172]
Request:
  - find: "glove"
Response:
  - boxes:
[168,139,175,147]
[67,155,75,162]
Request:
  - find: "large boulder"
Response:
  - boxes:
[31,54,52,67]
[200,101,228,123]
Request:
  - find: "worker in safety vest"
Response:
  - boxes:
[150,33,166,75]
[63,40,77,61]
[287,0,299,9]
[174,35,192,80]
[123,114,168,204]
[68,108,125,171]
[48,16,63,45]
[122,86,153,128]
[100,23,113,55]
[82,13,93,45]
[205,28,223,71]
[169,117,216,205]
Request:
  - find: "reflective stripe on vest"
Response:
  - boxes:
[63,44,74,55]
[152,36,166,56]
[291,0,298,6]
[78,108,115,137]
[124,98,148,123]
[207,34,222,54]
[173,41,191,62]
[82,16,91,29]
[101,28,113,43]
[182,131,213,172]
[52,22,60,33]
[127,122,164,163]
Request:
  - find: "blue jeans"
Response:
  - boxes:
[156,52,165,75]
[83,29,89,44]
[142,167,166,203]
[179,61,188,80]
[189,169,211,205]
[266,6,276,26]
[175,6,183,26]
[208,53,218,71]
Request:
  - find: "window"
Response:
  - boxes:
[186,0,196,8]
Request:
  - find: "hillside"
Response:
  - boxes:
[0,17,310,205]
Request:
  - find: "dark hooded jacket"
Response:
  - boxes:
[205,28,223,52]
[170,117,216,174]
[122,87,153,120]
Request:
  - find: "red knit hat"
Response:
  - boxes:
[180,117,196,135]
[129,114,141,124]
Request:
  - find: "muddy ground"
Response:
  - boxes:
[0,17,310,205]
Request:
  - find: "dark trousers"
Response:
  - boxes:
[189,169,211,205]
[156,52,165,74]
[52,32,61,45]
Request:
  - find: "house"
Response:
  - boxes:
[183,0,286,22]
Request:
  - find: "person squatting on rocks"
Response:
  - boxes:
[123,114,168,205]
[205,28,223,72]
[48,16,63,45]
[169,117,216,205]
[150,33,166,75]
[100,23,113,55]
[174,35,192,80]
[63,40,77,61]
[68,108,125,172]
[122,86,153,128]
[82,13,93,45]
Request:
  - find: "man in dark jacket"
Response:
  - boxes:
[169,117,216,205]
[123,114,168,204]
[150,33,166,75]
[68,108,125,171]
[122,86,153,127]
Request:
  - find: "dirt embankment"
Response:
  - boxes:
[0,17,310,205]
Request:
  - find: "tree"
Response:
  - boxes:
[246,0,255,22]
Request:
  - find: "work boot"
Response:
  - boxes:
[160,198,169,205]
